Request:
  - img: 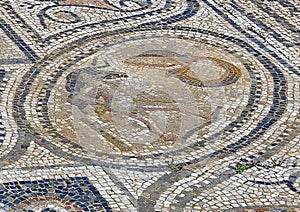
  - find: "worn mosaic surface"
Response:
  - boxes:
[0,0,299,211]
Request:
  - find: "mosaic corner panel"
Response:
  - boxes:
[0,176,111,211]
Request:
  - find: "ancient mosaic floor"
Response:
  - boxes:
[0,0,299,211]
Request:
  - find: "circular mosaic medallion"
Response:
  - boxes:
[21,35,253,168]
